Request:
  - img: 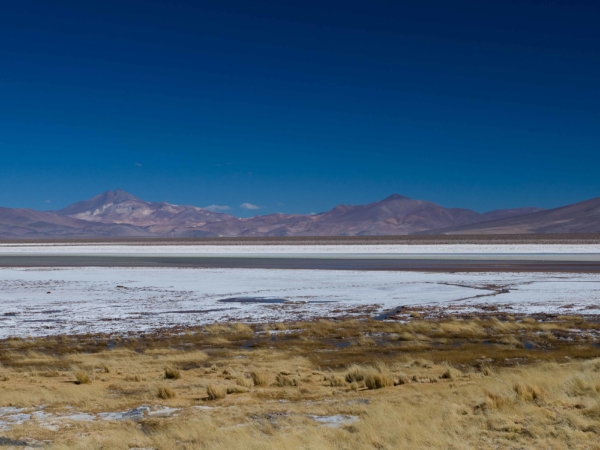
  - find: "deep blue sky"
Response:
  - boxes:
[1,0,599,216]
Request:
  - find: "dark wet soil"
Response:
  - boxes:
[2,255,600,272]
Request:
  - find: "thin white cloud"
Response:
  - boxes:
[135,162,143,167]
[204,205,231,212]
[240,202,260,210]
[44,200,52,204]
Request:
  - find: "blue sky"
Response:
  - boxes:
[1,0,599,216]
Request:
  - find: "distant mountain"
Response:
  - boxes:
[50,190,543,237]
[480,207,545,222]
[56,189,233,236]
[427,197,600,234]
[0,207,153,238]
[216,194,485,236]
[191,195,545,236]
[2,188,587,239]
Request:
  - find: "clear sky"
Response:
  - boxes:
[1,0,599,217]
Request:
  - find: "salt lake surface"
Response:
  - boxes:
[1,267,599,338]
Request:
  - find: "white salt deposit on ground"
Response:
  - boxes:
[1,243,600,255]
[0,267,599,338]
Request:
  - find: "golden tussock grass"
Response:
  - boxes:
[328,374,346,387]
[251,371,269,387]
[513,382,546,402]
[364,372,393,390]
[74,370,92,385]
[206,384,227,400]
[0,316,599,449]
[156,386,176,399]
[275,373,299,387]
[164,366,181,380]
[124,373,144,382]
[235,375,253,389]
[439,365,462,380]
[225,385,249,394]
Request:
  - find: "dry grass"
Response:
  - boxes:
[364,372,393,390]
[124,373,144,382]
[156,386,176,399]
[328,374,347,387]
[0,315,599,449]
[74,370,92,385]
[251,371,269,387]
[275,373,299,387]
[206,384,227,400]
[164,366,181,380]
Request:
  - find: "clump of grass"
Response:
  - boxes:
[222,367,239,379]
[409,320,433,333]
[101,363,111,373]
[74,370,92,385]
[484,391,513,409]
[582,358,600,372]
[275,373,299,387]
[396,332,415,341]
[328,374,346,387]
[125,374,144,382]
[364,373,393,390]
[236,376,253,389]
[514,383,545,402]
[157,386,176,399]
[394,373,410,385]
[499,336,524,347]
[204,324,230,334]
[480,365,494,377]
[251,371,269,387]
[226,385,249,394]
[230,323,254,334]
[345,365,369,383]
[440,365,462,380]
[0,374,9,382]
[207,384,227,400]
[411,359,434,369]
[164,367,181,380]
[565,376,600,396]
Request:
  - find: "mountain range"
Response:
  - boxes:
[0,189,598,238]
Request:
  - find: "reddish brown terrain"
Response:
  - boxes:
[429,196,600,235]
[1,189,598,238]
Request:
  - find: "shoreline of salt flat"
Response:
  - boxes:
[1,243,600,254]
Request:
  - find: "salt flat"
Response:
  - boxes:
[1,267,599,338]
[1,243,600,254]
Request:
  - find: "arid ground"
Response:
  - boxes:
[1,239,599,449]
[1,316,600,449]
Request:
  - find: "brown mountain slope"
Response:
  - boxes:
[0,190,549,238]
[193,194,540,236]
[427,197,600,235]
[56,189,233,235]
[0,207,154,238]
[480,207,545,222]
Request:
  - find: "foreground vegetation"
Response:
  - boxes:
[1,315,600,449]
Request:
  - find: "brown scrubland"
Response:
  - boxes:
[0,315,600,449]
